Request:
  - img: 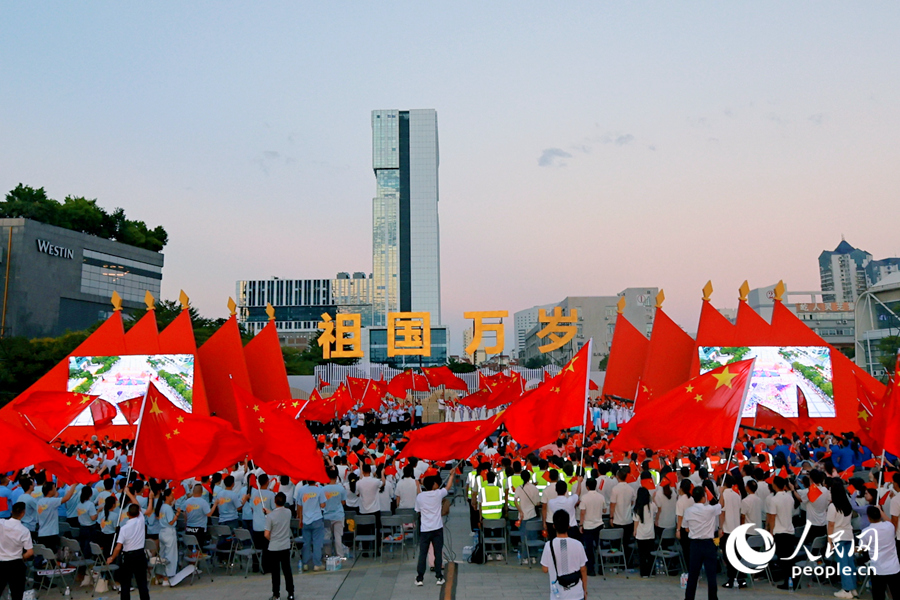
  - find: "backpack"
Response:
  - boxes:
[468,541,485,564]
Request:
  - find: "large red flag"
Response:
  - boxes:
[610,359,754,451]
[855,374,885,454]
[734,300,772,345]
[360,379,388,413]
[232,382,327,482]
[479,371,510,391]
[504,343,591,450]
[197,316,252,429]
[131,384,249,480]
[330,383,355,419]
[879,355,900,457]
[754,405,797,435]
[0,419,96,484]
[158,309,210,417]
[400,415,503,461]
[124,311,161,355]
[387,371,429,398]
[13,392,100,441]
[297,389,336,422]
[422,366,468,391]
[639,309,695,403]
[458,389,493,409]
[602,311,650,401]
[690,297,736,376]
[243,321,291,403]
[346,377,370,401]
[90,399,118,429]
[117,396,144,426]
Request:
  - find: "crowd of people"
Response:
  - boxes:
[1,393,900,600]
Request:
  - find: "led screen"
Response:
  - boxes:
[67,354,194,425]
[698,346,834,418]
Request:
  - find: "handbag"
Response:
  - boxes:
[549,539,581,590]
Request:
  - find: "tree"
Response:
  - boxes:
[447,357,477,373]
[877,336,900,377]
[596,354,609,370]
[523,355,551,369]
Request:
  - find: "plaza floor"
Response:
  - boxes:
[57,502,862,600]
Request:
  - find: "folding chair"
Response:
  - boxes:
[353,514,377,558]
[230,528,262,578]
[182,534,214,584]
[60,537,94,574]
[289,518,303,561]
[209,525,234,572]
[599,528,627,578]
[379,516,408,562]
[521,520,545,568]
[794,536,829,588]
[650,527,682,575]
[746,535,775,587]
[394,509,418,552]
[34,545,72,597]
[481,518,508,564]
[89,542,118,597]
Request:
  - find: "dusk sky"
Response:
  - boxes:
[4,3,899,353]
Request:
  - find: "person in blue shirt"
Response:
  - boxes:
[75,486,99,558]
[184,484,214,548]
[97,496,122,558]
[321,467,348,558]
[143,485,161,544]
[295,481,326,571]
[830,439,854,472]
[244,474,274,573]
[215,476,243,531]
[64,483,83,528]
[0,474,13,519]
[17,478,38,535]
[36,482,77,551]
[155,490,180,585]
[95,478,115,509]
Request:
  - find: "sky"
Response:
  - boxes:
[3,3,900,353]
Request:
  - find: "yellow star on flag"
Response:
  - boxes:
[712,367,738,389]
[642,385,649,393]
[551,387,560,393]
[492,409,506,422]
[474,425,481,431]
[66,401,72,406]
[172,429,180,436]
[291,401,299,408]
[258,416,265,424]
[695,394,704,403]
[252,404,260,412]
[176,416,184,423]
[858,410,869,421]
[149,398,164,416]
[685,384,694,393]
[165,433,172,440]
[564,356,580,373]
[81,395,92,405]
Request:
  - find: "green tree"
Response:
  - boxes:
[877,336,900,376]
[523,355,551,369]
[447,357,476,373]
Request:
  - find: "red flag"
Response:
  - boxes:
[486,372,524,408]
[400,416,502,461]
[504,343,592,450]
[158,309,210,416]
[90,399,118,429]
[244,321,291,402]
[690,297,736,376]
[641,478,656,490]
[639,308,695,403]
[589,380,599,391]
[610,360,754,451]
[602,311,650,401]
[317,379,330,389]
[131,384,249,480]
[233,382,328,483]
[125,311,161,354]
[856,374,885,454]
[879,357,900,457]
[458,389,493,409]
[117,396,145,426]
[480,371,510,391]
[387,371,429,398]
[422,366,468,391]
[330,383,355,418]
[13,392,100,441]
[346,377,371,401]
[360,379,387,413]
[807,485,823,504]
[754,405,797,435]
[298,389,337,422]
[0,419,95,484]
[197,316,252,429]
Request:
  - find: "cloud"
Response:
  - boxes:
[613,134,634,146]
[808,113,825,125]
[767,113,789,126]
[538,148,572,167]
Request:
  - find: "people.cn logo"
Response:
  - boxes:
[724,523,777,574]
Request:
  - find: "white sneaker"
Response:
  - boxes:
[435,578,445,586]
[415,580,423,587]
[161,581,170,587]
[834,591,854,599]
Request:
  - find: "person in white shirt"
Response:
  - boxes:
[740,479,764,530]
[0,503,34,600]
[653,480,677,533]
[675,479,695,570]
[719,475,746,588]
[541,510,587,600]
[514,471,542,563]
[414,468,455,587]
[801,469,831,543]
[862,506,900,600]
[394,466,420,510]
[682,486,722,600]
[608,468,636,566]
[356,464,383,540]
[106,504,149,600]
[547,481,580,539]
[578,478,605,577]
[767,477,798,591]
[827,480,857,598]
[632,487,658,578]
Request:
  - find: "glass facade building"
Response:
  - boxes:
[371,109,441,327]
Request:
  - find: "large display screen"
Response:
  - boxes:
[67,354,194,425]
[698,346,834,418]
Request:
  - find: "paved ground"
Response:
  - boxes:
[54,501,863,600]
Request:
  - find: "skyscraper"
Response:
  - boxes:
[371,109,441,327]
[819,239,873,303]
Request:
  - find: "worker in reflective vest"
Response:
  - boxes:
[479,471,505,521]
[506,470,524,509]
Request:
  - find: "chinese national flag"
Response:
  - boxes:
[603,311,650,401]
[197,315,252,429]
[400,415,503,461]
[233,382,328,483]
[360,379,387,413]
[0,419,96,484]
[346,377,371,401]
[458,389,493,409]
[243,321,291,402]
[14,392,101,441]
[422,366,468,391]
[298,389,336,422]
[131,384,249,481]
[503,343,592,450]
[610,359,754,451]
[330,383,355,418]
[480,371,510,391]
[639,309,695,403]
[856,374,885,454]
[486,371,524,409]
[90,399,118,429]
[117,396,145,425]
[387,371,430,398]
[878,354,900,457]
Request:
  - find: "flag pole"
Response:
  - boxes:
[110,386,151,550]
[48,398,97,444]
[719,359,756,488]
[878,449,887,488]
[294,399,311,420]
[578,339,594,473]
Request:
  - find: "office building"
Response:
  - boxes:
[0,218,164,337]
[855,272,900,378]
[521,288,658,370]
[371,109,441,327]
[462,326,487,365]
[513,303,555,358]
[748,284,855,352]
[818,239,900,304]
[236,273,373,349]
